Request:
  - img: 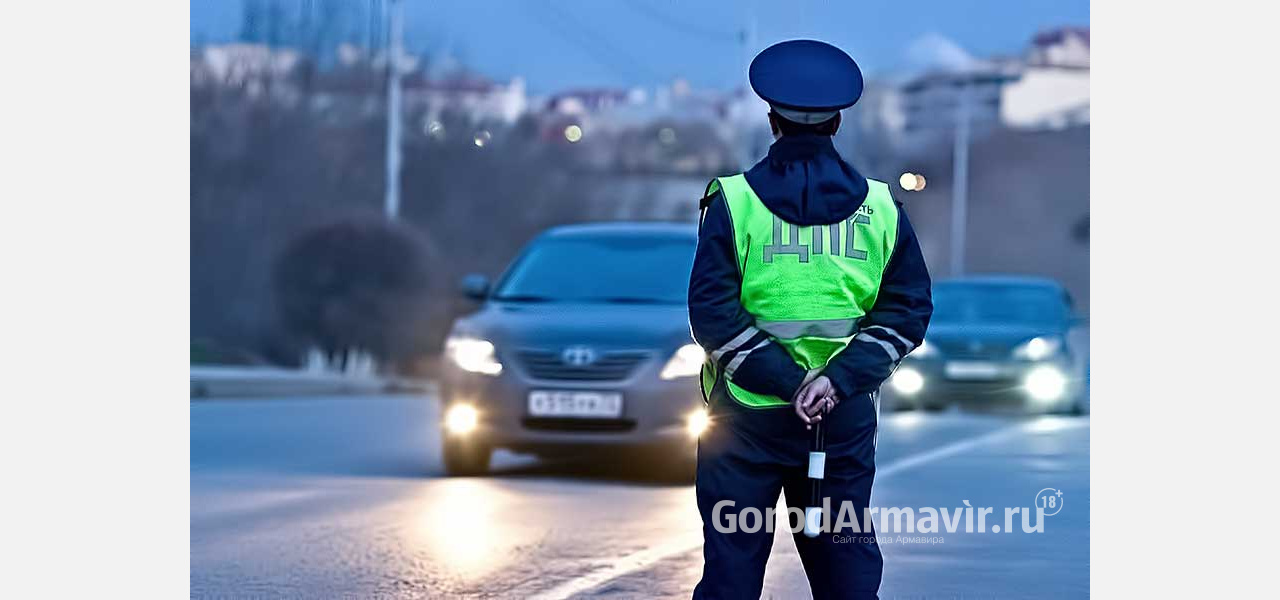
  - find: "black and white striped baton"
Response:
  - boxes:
[803,419,826,538]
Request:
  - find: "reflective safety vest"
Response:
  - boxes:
[701,173,900,408]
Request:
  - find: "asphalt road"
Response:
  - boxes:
[191,394,1089,599]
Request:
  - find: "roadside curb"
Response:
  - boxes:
[190,366,435,399]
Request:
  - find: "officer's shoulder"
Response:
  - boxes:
[699,187,726,212]
[864,176,890,189]
[864,177,904,208]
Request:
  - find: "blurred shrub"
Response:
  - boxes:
[273,218,432,365]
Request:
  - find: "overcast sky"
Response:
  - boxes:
[191,0,1089,93]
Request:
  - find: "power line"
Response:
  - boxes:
[621,0,743,44]
[523,0,664,83]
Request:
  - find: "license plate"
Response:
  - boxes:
[944,361,1002,380]
[528,390,623,418]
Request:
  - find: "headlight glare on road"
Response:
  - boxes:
[444,403,479,435]
[686,407,710,438]
[661,343,706,380]
[445,336,503,375]
[1013,336,1062,361]
[1023,365,1067,402]
[890,367,924,395]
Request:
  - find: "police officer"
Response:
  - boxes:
[688,40,933,599]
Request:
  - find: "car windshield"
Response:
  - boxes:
[493,233,695,304]
[932,283,1067,327]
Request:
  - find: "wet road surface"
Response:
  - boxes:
[191,394,1089,598]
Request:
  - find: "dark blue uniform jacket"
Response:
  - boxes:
[688,134,933,403]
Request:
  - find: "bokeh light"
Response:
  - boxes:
[899,172,917,190]
[658,127,677,145]
[425,120,445,140]
[899,172,927,192]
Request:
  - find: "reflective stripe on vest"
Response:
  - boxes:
[704,174,899,408]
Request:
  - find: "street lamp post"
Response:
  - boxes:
[949,81,971,277]
[384,0,404,220]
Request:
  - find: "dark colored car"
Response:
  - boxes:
[887,275,1089,414]
[438,223,707,476]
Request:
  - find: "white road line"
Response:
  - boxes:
[528,417,1089,600]
[527,532,705,600]
[878,418,1087,478]
[191,488,330,521]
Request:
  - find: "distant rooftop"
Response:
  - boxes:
[1028,26,1090,69]
[1033,26,1090,49]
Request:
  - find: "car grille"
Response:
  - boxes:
[930,340,1016,360]
[514,350,651,381]
[927,380,1032,409]
[522,417,637,432]
[937,379,1024,395]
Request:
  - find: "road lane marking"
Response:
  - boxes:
[877,418,1086,478]
[528,417,1089,600]
[191,488,330,521]
[527,532,705,600]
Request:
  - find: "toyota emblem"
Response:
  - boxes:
[561,346,597,367]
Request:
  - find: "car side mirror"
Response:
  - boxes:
[460,274,490,301]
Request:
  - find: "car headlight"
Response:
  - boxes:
[1023,365,1067,402]
[445,336,503,375]
[686,407,710,438]
[890,367,924,395]
[909,339,936,358]
[1012,336,1062,361]
[661,343,706,380]
[444,403,479,435]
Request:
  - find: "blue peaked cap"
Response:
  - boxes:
[749,39,864,112]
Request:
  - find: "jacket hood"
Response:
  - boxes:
[742,134,870,226]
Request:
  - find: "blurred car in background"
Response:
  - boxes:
[438,223,706,476]
[888,275,1089,414]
